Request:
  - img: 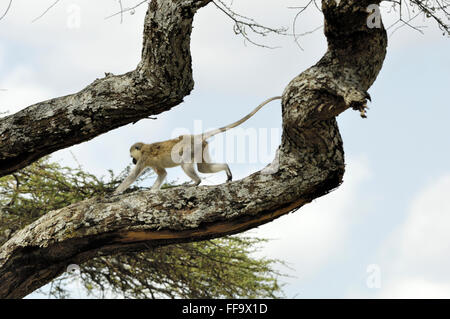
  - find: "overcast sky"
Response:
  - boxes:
[1,0,449,298]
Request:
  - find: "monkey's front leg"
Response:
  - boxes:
[114,161,146,195]
[151,167,167,191]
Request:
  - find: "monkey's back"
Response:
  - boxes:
[144,137,183,168]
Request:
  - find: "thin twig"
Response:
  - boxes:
[411,0,449,35]
[212,0,288,49]
[118,0,124,24]
[385,0,449,36]
[0,0,12,21]
[288,0,321,51]
[32,0,61,23]
[290,0,314,51]
[105,0,148,20]
[388,10,425,36]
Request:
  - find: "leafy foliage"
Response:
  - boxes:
[0,157,286,298]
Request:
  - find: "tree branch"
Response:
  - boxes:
[0,0,387,298]
[0,0,211,178]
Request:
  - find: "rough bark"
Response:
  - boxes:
[0,0,387,298]
[0,0,210,177]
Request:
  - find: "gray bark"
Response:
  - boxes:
[0,0,209,177]
[0,0,387,298]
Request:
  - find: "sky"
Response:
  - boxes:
[0,0,449,298]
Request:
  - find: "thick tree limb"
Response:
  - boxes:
[0,0,387,298]
[0,0,210,177]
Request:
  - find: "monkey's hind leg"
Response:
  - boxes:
[197,163,232,182]
[181,163,202,186]
[151,167,167,191]
[199,144,232,182]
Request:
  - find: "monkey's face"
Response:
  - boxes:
[130,150,140,165]
[129,142,144,165]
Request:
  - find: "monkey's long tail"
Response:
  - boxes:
[201,96,282,140]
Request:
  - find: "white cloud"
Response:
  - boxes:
[396,175,450,270]
[0,44,4,69]
[379,278,450,299]
[0,65,54,114]
[191,2,326,96]
[249,156,372,286]
[0,1,145,95]
[370,174,450,298]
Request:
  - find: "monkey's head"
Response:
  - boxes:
[129,142,144,164]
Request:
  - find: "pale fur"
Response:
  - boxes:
[114,96,281,194]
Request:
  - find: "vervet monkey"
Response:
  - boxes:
[113,96,281,194]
